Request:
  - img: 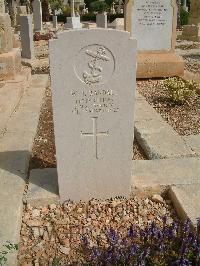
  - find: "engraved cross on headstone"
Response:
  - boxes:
[81,117,109,159]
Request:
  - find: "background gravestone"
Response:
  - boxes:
[20,15,34,59]
[64,0,82,29]
[16,6,27,29]
[0,0,21,80]
[49,29,136,202]
[32,0,42,32]
[53,15,58,29]
[96,12,107,28]
[125,0,184,78]
[181,0,200,41]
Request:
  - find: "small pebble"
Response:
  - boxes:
[59,245,70,255]
[151,194,164,204]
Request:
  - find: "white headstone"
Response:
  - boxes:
[20,15,34,59]
[32,0,42,32]
[131,0,174,51]
[96,12,107,28]
[49,29,136,202]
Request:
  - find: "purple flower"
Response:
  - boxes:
[174,258,192,266]
[130,244,138,255]
[81,235,88,246]
[107,228,119,245]
[182,219,191,235]
[128,225,136,238]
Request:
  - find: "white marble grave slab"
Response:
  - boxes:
[131,0,174,51]
[49,29,136,202]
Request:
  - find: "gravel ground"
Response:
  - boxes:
[29,87,146,170]
[176,40,200,74]
[182,53,200,74]
[34,40,49,59]
[176,40,200,51]
[137,79,200,136]
[18,196,177,265]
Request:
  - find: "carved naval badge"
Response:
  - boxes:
[74,44,115,86]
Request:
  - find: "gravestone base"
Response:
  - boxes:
[82,22,97,29]
[64,17,82,29]
[136,53,184,79]
[0,48,22,80]
[180,25,200,42]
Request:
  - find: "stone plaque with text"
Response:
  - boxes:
[49,29,136,202]
[131,0,174,51]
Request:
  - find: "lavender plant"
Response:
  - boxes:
[81,218,200,266]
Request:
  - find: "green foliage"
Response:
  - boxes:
[49,0,63,14]
[107,13,124,23]
[81,13,96,21]
[164,77,199,104]
[52,257,61,266]
[0,242,18,266]
[180,7,189,25]
[62,5,71,17]
[104,0,113,8]
[84,0,96,11]
[90,1,108,12]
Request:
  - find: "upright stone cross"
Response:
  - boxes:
[182,0,188,11]
[64,0,82,29]
[71,0,75,17]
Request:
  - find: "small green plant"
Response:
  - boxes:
[52,257,61,266]
[180,7,189,25]
[0,242,18,266]
[164,77,199,104]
